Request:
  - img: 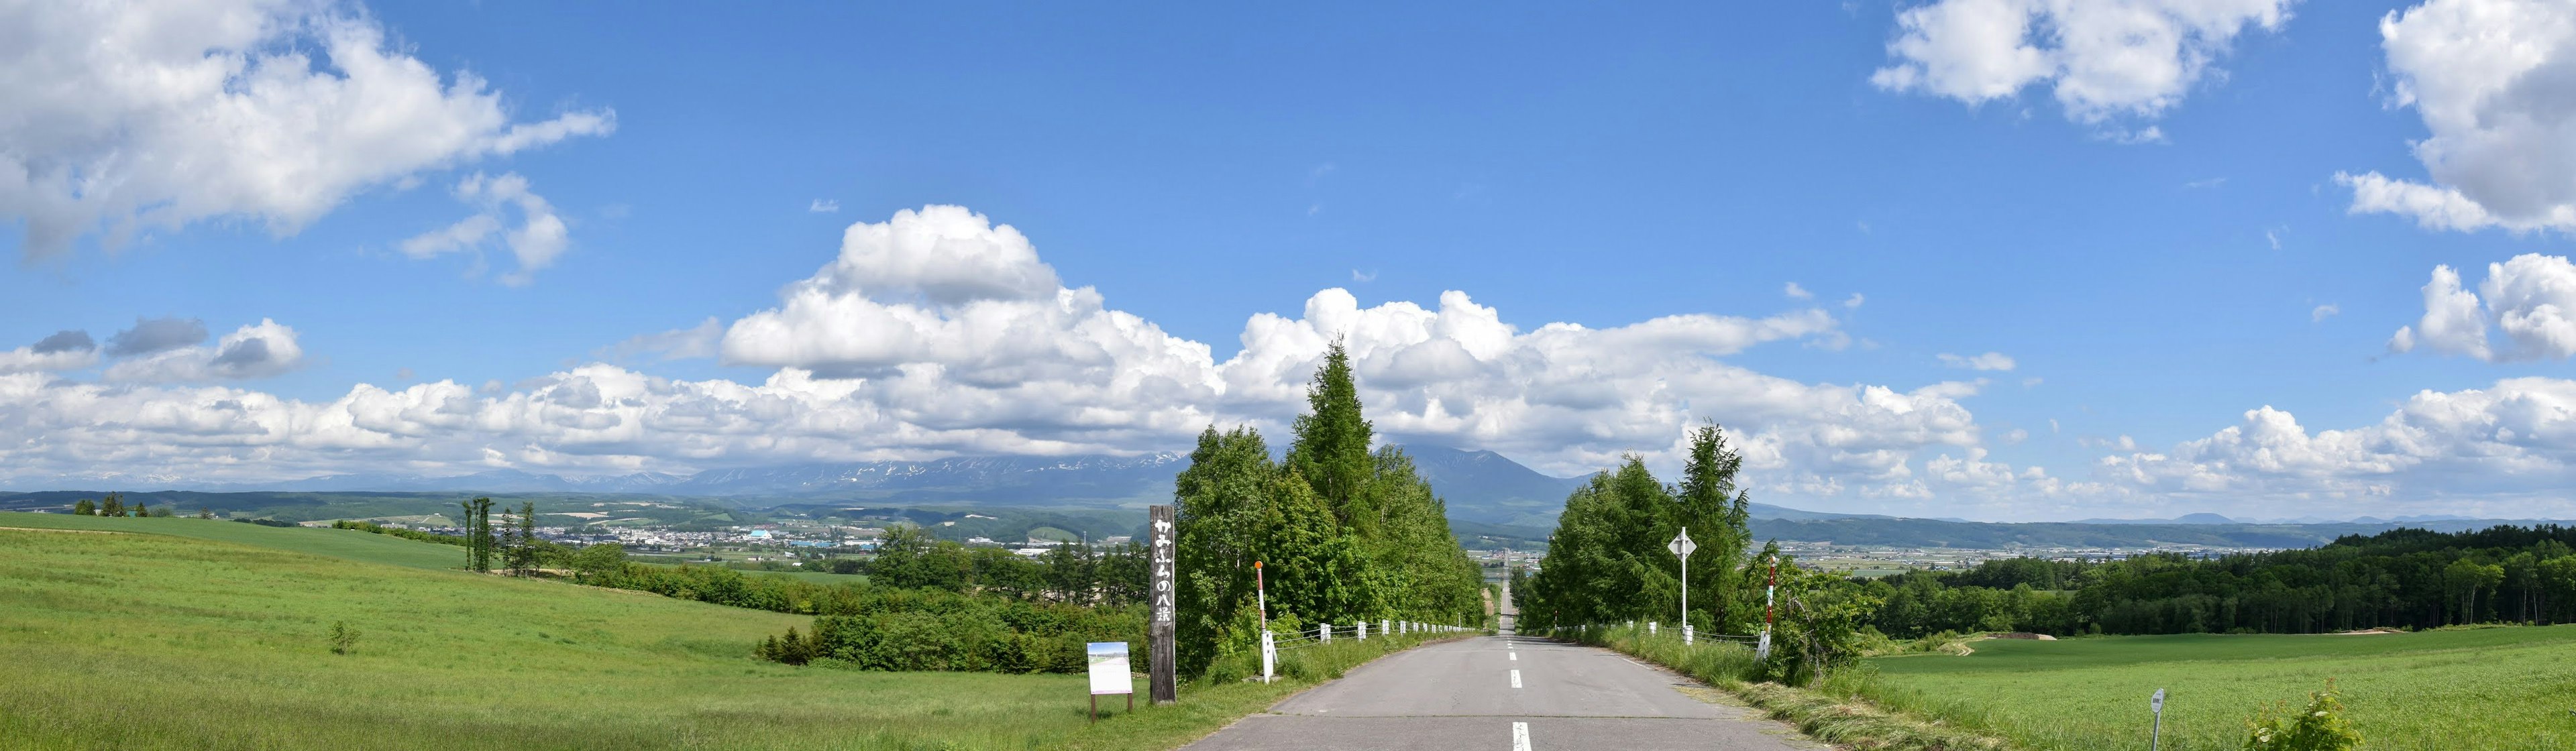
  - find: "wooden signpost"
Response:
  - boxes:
[1148,504,1177,705]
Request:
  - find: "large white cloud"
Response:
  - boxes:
[0,0,610,256]
[2391,254,2576,361]
[1871,0,2295,125]
[2101,378,2576,516]
[0,205,2046,510]
[2340,0,2576,232]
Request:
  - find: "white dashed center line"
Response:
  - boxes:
[1509,652,1517,660]
[1511,721,1531,751]
[1509,669,1522,689]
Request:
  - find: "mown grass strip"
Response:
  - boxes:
[1552,624,2017,751]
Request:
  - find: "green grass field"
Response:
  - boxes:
[0,513,1455,750]
[1863,628,2576,750]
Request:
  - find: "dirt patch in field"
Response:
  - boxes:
[2334,628,2402,635]
[1986,632,2057,640]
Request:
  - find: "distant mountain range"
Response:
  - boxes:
[12,447,2554,532]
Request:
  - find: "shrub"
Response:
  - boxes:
[327,621,358,655]
[2243,679,2361,751]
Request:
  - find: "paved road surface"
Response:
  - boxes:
[1179,632,1819,751]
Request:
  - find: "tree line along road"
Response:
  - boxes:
[1178,625,1821,751]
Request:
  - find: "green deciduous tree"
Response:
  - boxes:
[72,499,93,516]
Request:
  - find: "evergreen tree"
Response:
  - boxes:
[1286,340,1377,532]
[1672,423,1754,632]
[508,501,539,576]
[100,494,123,518]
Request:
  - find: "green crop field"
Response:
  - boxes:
[1863,628,2576,751]
[0,518,1452,750]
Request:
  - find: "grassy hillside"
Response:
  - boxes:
[0,517,1458,750]
[0,512,467,570]
[1863,628,2576,750]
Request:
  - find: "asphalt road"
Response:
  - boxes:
[1178,632,1820,751]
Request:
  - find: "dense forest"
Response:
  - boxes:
[1862,524,2576,637]
[1171,341,1489,677]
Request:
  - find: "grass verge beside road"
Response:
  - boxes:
[1554,624,2011,751]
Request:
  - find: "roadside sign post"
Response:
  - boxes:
[1757,555,1777,660]
[2150,688,2165,751]
[1254,561,1270,685]
[1086,642,1133,723]
[1148,506,1177,705]
[1668,528,1696,645]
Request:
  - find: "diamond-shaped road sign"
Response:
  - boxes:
[1668,529,1696,559]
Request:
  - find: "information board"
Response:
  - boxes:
[1087,642,1132,696]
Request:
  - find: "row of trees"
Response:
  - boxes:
[1172,342,1488,677]
[1859,525,2576,638]
[70,494,172,518]
[451,497,547,577]
[1512,426,1758,633]
[1513,425,1887,684]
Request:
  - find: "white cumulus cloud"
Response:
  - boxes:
[2099,377,2576,516]
[103,319,306,383]
[1871,0,2296,123]
[2391,255,2576,361]
[0,0,612,257]
[0,204,2049,512]
[2340,0,2576,233]
[0,330,99,374]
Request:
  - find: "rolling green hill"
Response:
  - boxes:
[0,513,1454,750]
[0,512,468,570]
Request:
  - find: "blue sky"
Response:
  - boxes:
[7,0,2576,521]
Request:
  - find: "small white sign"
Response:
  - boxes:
[1668,528,1697,559]
[2150,688,2165,713]
[1088,642,1132,695]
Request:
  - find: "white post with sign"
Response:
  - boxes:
[2150,688,2165,751]
[1358,620,1367,640]
[1260,630,1275,685]
[1756,554,1777,660]
[1668,528,1695,645]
